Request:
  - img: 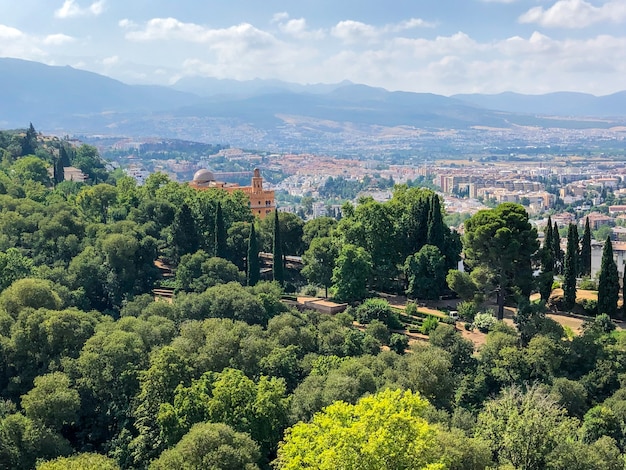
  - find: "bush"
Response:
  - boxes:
[389,333,409,354]
[355,298,403,329]
[420,315,439,335]
[578,277,597,290]
[457,301,477,322]
[473,311,497,333]
[405,302,417,317]
[302,285,318,296]
[579,298,598,316]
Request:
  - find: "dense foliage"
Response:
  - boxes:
[3,127,626,470]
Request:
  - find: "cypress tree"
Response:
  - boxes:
[598,236,619,318]
[53,156,64,186]
[427,194,445,249]
[552,221,563,275]
[544,216,554,269]
[563,223,579,310]
[272,209,284,285]
[214,201,228,259]
[247,223,260,287]
[21,122,37,156]
[580,217,592,277]
[59,144,71,167]
[171,202,199,262]
[539,217,555,302]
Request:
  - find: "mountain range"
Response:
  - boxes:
[1,58,625,152]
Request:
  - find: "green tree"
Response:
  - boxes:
[427,193,445,248]
[404,244,447,300]
[21,123,38,156]
[247,223,260,287]
[0,278,62,318]
[0,248,34,291]
[170,202,199,263]
[150,422,260,470]
[463,203,538,320]
[76,183,118,223]
[275,388,446,470]
[301,237,338,298]
[272,210,284,286]
[552,221,563,275]
[21,372,80,431]
[52,156,64,186]
[215,201,228,259]
[563,223,579,310]
[580,217,592,277]
[302,217,337,247]
[598,237,619,318]
[332,244,372,302]
[11,156,50,185]
[476,385,577,470]
[538,218,555,302]
[37,453,120,470]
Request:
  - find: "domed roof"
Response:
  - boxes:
[193,169,215,183]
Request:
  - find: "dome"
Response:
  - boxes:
[193,169,215,183]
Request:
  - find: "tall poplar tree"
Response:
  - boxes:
[272,209,284,286]
[598,236,619,318]
[563,223,579,310]
[247,223,259,287]
[580,217,592,277]
[552,221,563,275]
[214,201,228,259]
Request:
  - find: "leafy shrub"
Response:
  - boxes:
[457,301,477,322]
[405,301,417,317]
[302,285,318,296]
[420,315,439,335]
[389,333,409,354]
[551,280,561,290]
[578,277,597,290]
[579,298,598,316]
[473,311,497,333]
[355,298,402,329]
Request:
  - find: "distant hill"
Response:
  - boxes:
[1,57,626,152]
[0,58,199,125]
[452,91,626,118]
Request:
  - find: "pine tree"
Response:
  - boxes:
[426,194,444,249]
[552,221,563,275]
[214,201,228,259]
[272,209,284,286]
[563,223,579,310]
[580,217,592,277]
[247,223,260,287]
[598,236,619,318]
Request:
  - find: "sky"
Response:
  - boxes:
[1,0,625,96]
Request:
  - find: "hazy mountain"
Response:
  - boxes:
[0,58,200,125]
[452,91,626,117]
[171,76,353,97]
[1,57,626,151]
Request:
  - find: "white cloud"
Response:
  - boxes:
[272,12,290,23]
[42,33,75,45]
[0,25,24,40]
[331,20,379,44]
[54,0,106,19]
[275,16,325,40]
[101,55,119,66]
[519,0,626,28]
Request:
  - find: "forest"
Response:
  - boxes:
[1,126,626,469]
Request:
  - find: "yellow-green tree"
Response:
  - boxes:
[274,388,445,470]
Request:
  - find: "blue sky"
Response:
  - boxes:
[1,0,625,95]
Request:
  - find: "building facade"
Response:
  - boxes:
[190,168,275,219]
